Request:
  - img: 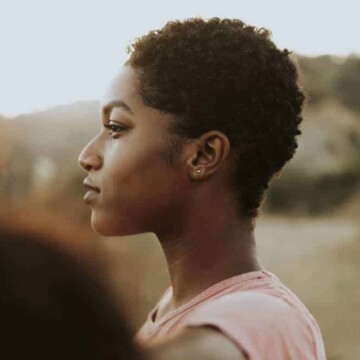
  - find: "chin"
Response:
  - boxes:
[90,213,142,237]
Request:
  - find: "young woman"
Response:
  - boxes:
[78,18,326,360]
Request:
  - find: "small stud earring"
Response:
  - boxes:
[196,169,201,174]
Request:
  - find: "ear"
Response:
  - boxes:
[186,131,231,180]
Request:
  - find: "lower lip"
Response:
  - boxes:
[83,190,100,204]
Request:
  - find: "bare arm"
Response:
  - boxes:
[146,327,247,360]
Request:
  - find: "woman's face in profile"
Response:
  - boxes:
[78,66,189,237]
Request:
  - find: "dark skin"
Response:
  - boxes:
[78,65,262,359]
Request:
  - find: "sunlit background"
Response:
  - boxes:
[1,1,359,359]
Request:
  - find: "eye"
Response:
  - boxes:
[103,123,127,138]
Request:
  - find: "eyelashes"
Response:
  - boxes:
[103,123,127,138]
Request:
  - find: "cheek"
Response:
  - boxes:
[105,144,161,197]
[99,142,180,216]
[91,153,188,237]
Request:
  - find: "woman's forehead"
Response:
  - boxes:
[101,66,141,113]
[100,66,176,130]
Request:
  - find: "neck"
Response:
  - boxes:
[156,192,263,309]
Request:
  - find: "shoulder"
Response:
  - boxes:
[184,291,321,359]
[147,326,247,360]
[190,291,297,321]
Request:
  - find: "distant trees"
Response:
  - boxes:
[298,55,360,114]
[298,55,340,105]
[333,56,360,113]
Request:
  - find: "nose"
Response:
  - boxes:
[78,137,103,172]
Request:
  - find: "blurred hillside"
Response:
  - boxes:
[0,101,99,222]
[265,55,360,215]
[298,55,360,113]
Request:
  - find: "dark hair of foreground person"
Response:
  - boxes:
[0,228,143,360]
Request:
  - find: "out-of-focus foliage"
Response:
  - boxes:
[298,55,360,114]
[263,54,360,215]
[333,56,360,113]
[265,101,360,215]
[298,55,340,105]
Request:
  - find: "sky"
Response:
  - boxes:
[0,0,359,117]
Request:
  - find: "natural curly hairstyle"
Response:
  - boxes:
[126,17,305,219]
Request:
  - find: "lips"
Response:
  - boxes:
[83,178,100,204]
[83,178,100,193]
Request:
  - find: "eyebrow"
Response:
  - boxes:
[102,100,134,116]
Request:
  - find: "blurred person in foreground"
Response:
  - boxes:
[78,18,326,359]
[0,227,143,360]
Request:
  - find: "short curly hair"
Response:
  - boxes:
[126,17,305,219]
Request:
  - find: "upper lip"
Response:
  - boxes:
[83,178,100,193]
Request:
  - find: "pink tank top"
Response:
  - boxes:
[135,270,326,359]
